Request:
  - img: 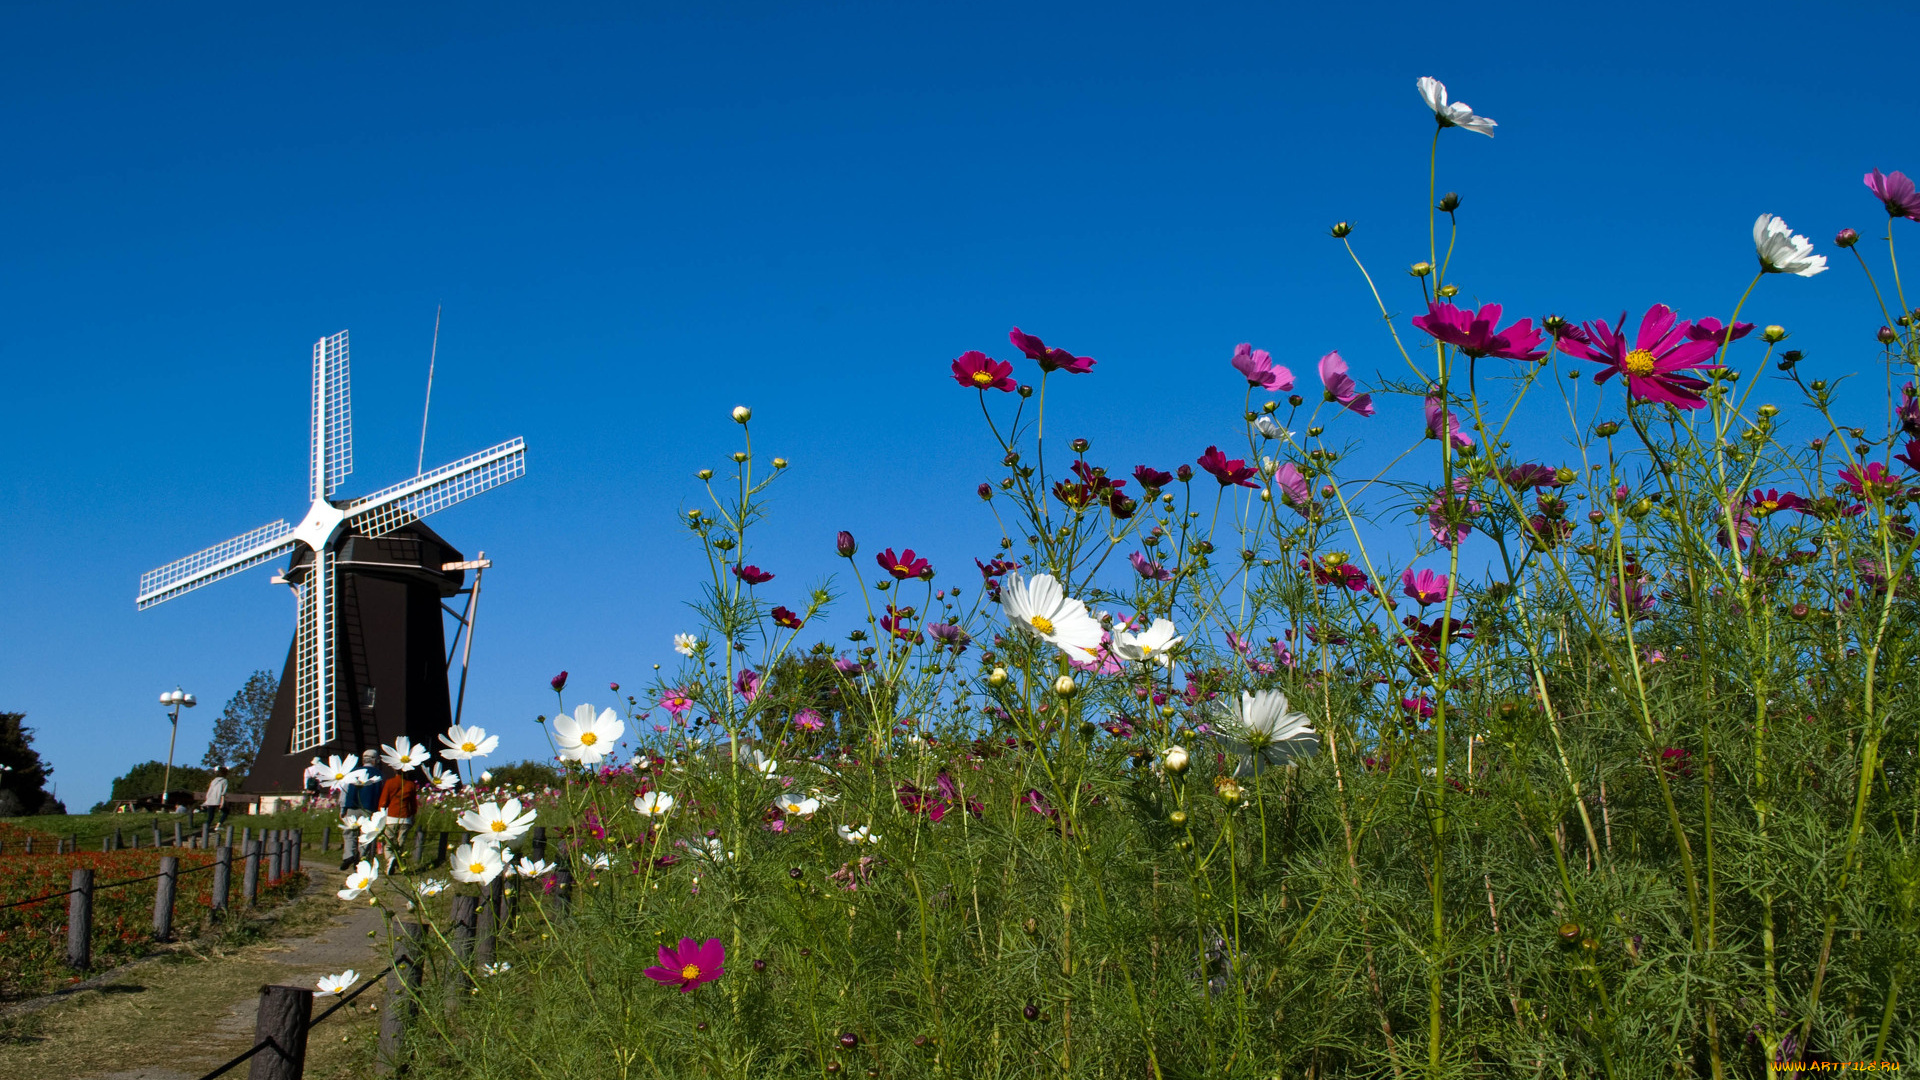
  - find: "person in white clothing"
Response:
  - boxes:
[202,766,231,827]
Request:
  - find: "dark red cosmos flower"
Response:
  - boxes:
[877,548,931,579]
[1301,559,1368,591]
[1008,327,1096,374]
[771,606,804,629]
[645,937,725,992]
[1071,459,1125,493]
[951,350,1020,393]
[1898,387,1920,436]
[1411,301,1548,362]
[1897,439,1920,473]
[1504,464,1564,490]
[1684,318,1754,346]
[733,564,774,585]
[976,556,1018,578]
[880,606,920,642]
[1197,446,1259,488]
[1746,489,1809,516]
[1022,789,1057,818]
[1560,306,1720,409]
[550,671,568,692]
[1133,465,1173,491]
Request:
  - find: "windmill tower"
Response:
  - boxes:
[137,331,526,794]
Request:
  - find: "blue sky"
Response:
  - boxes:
[2,1,1913,810]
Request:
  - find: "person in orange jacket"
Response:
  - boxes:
[376,768,421,874]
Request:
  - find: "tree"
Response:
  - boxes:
[0,713,56,815]
[111,760,214,802]
[201,669,277,780]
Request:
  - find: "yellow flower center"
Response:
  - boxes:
[680,963,702,981]
[1139,645,1154,656]
[1622,349,1658,377]
[462,742,477,752]
[469,862,486,874]
[490,821,507,832]
[971,370,993,385]
[893,564,911,575]
[580,732,598,746]
[1762,499,1779,512]
[1029,615,1055,635]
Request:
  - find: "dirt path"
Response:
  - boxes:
[0,864,394,1080]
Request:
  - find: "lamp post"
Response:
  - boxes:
[158,688,196,812]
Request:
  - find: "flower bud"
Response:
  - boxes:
[1558,921,1581,943]
[697,469,714,480]
[987,667,1008,687]
[1594,421,1621,437]
[1762,325,1787,343]
[1214,777,1244,804]
[1070,438,1090,453]
[1175,464,1194,482]
[1288,394,1304,407]
[1329,221,1352,238]
[1587,510,1605,525]
[1169,809,1188,825]
[688,509,702,520]
[1554,466,1577,484]
[1789,602,1810,621]
[1023,1003,1039,1022]
[1436,191,1460,212]
[1835,228,1859,247]
[1307,425,1324,437]
[1053,675,1077,697]
[839,1032,859,1049]
[731,451,748,463]
[836,530,858,558]
[978,482,993,501]
[610,682,620,692]
[788,866,803,879]
[1017,384,1034,398]
[1409,261,1434,278]
[773,457,788,469]
[1163,745,1190,774]
[1878,326,1899,344]
[1436,283,1459,298]
[732,405,752,423]
[1261,399,1278,413]
[753,959,767,971]
[1758,404,1779,418]
[550,671,568,692]
[1810,380,1827,392]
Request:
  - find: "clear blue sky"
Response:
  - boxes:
[2,1,1911,811]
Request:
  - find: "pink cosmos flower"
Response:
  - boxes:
[1197,446,1259,488]
[1274,462,1311,508]
[1746,489,1808,516]
[1684,318,1754,346]
[734,669,762,703]
[1866,169,1920,221]
[1840,461,1903,499]
[659,688,695,717]
[733,565,774,585]
[793,708,825,732]
[1423,390,1473,450]
[1230,343,1294,391]
[1401,568,1450,606]
[877,547,931,580]
[1715,503,1757,551]
[1317,351,1375,417]
[1129,551,1173,581]
[644,937,725,992]
[951,350,1019,392]
[1425,478,1481,549]
[1559,306,1720,410]
[1410,302,1546,362]
[1009,327,1095,374]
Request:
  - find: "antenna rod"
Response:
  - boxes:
[416,305,441,476]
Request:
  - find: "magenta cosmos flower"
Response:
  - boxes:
[1423,390,1473,450]
[1866,169,1920,221]
[659,688,695,717]
[1317,352,1374,417]
[1197,446,1259,488]
[1401,568,1450,606]
[1746,488,1808,516]
[951,350,1019,392]
[1009,327,1095,374]
[645,937,725,992]
[1685,318,1753,347]
[1129,551,1173,581]
[550,671,568,692]
[1273,462,1310,509]
[1230,343,1294,391]
[1559,305,1720,410]
[1840,461,1904,500]
[1411,302,1547,362]
[876,547,931,579]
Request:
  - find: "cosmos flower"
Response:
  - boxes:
[1411,302,1546,361]
[774,793,821,816]
[355,811,390,843]
[424,763,459,791]
[876,548,931,579]
[1215,690,1320,778]
[1132,465,1173,490]
[1273,462,1311,509]
[1197,446,1259,488]
[550,671,568,693]
[732,565,774,585]
[634,791,675,816]
[1753,214,1827,277]
[1746,488,1808,516]
[1416,76,1497,136]
[837,824,882,845]
[644,938,726,993]
[1008,327,1095,374]
[1113,618,1182,668]
[1000,571,1104,663]
[1252,415,1291,440]
[553,703,625,764]
[1866,169,1920,221]
[1559,305,1720,409]
[316,971,357,996]
[1402,568,1450,606]
[659,688,695,716]
[771,606,804,629]
[1685,318,1753,346]
[317,756,368,792]
[1230,343,1294,391]
[337,860,378,901]
[1129,551,1173,581]
[379,736,428,773]
[1426,478,1482,548]
[481,962,512,977]
[928,623,971,651]
[792,708,826,732]
[951,350,1020,392]
[515,858,556,878]
[1423,390,1473,450]
[1317,351,1374,417]
[734,669,763,702]
[1840,461,1904,500]
[451,842,506,885]
[673,633,700,657]
[745,748,779,779]
[457,798,537,843]
[417,879,449,896]
[438,724,499,761]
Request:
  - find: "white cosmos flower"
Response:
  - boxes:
[553,703,625,764]
[1000,571,1103,663]
[585,852,612,870]
[634,791,675,816]
[1417,76,1497,136]
[424,763,459,792]
[380,736,428,773]
[482,961,511,976]
[337,860,378,900]
[1253,415,1292,441]
[673,633,701,657]
[1215,689,1320,778]
[417,879,449,897]
[457,798,537,843]
[356,810,390,843]
[316,970,357,996]
[451,842,506,885]
[318,755,367,792]
[1754,213,1828,277]
[438,724,499,761]
[745,748,779,780]
[1113,618,1183,669]
[774,794,820,816]
[837,824,881,845]
[515,858,556,878]
[692,837,734,862]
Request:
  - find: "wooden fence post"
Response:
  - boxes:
[246,984,314,1080]
[113,827,123,850]
[529,825,546,863]
[376,922,426,1076]
[153,856,179,942]
[66,868,92,970]
[101,835,111,853]
[265,840,279,885]
[173,822,183,848]
[409,827,424,868]
[212,844,233,913]
[474,881,498,967]
[554,867,575,914]
[152,823,162,848]
[344,826,360,866]
[433,830,448,868]
[200,821,209,848]
[321,824,331,853]
[243,840,261,906]
[447,895,478,1007]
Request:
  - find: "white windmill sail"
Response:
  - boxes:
[137,326,527,758]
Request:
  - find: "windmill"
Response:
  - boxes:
[137,330,526,794]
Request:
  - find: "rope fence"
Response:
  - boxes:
[192,965,396,1080]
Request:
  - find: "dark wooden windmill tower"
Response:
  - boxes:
[137,330,525,795]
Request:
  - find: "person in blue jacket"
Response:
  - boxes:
[339,749,384,870]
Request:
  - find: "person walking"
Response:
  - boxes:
[376,767,420,874]
[201,766,231,828]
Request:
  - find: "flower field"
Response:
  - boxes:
[326,76,1920,1078]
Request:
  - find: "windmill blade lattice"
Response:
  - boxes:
[291,546,335,753]
[312,330,352,500]
[136,520,299,609]
[344,437,527,538]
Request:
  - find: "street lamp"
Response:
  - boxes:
[158,688,196,811]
